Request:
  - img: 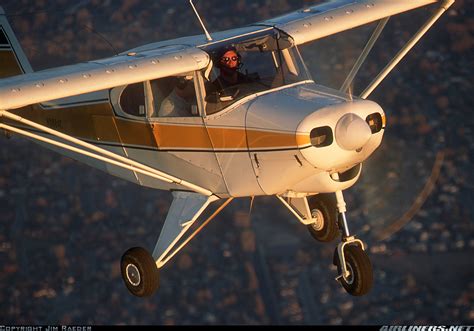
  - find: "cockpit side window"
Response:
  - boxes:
[202,30,311,115]
[149,75,199,118]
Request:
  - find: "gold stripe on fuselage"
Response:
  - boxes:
[7,100,311,151]
[248,129,308,151]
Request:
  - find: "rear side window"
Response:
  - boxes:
[120,83,146,117]
[0,29,8,46]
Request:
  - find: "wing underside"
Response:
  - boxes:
[261,0,439,45]
[0,46,209,110]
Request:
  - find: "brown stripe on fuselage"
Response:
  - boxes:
[154,124,213,150]
[207,127,247,150]
[8,103,113,140]
[0,51,23,78]
[248,129,301,150]
[7,101,310,151]
[296,134,311,147]
[113,117,157,147]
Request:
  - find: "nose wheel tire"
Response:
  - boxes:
[333,244,373,296]
[121,247,160,297]
[306,193,339,243]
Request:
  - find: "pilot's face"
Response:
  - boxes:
[220,50,239,70]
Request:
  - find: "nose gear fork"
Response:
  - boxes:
[334,236,366,282]
[331,173,369,287]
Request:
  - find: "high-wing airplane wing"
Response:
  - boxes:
[0,43,213,196]
[0,46,209,110]
[261,0,439,45]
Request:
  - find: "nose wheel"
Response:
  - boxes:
[121,247,160,297]
[333,242,373,296]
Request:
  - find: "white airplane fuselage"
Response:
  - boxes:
[202,82,385,197]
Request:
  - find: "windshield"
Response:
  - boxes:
[202,30,311,115]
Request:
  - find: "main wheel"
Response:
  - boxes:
[306,193,339,242]
[333,245,373,296]
[121,247,160,297]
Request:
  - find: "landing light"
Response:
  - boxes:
[366,113,384,134]
[310,126,333,148]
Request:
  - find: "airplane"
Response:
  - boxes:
[0,0,454,298]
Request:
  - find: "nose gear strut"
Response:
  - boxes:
[331,173,373,296]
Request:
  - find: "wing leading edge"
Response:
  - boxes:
[0,46,209,110]
[261,0,439,45]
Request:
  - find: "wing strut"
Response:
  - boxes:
[340,17,390,94]
[360,0,454,99]
[0,110,213,196]
[153,192,233,268]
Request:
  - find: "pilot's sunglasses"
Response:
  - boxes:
[223,56,238,62]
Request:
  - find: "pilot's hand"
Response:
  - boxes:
[219,86,240,102]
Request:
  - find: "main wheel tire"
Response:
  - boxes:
[121,247,160,297]
[306,194,339,243]
[333,245,373,296]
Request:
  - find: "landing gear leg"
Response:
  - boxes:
[120,192,232,298]
[331,173,373,296]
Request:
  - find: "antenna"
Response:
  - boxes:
[189,0,213,42]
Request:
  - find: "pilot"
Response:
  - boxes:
[158,77,196,117]
[211,48,249,91]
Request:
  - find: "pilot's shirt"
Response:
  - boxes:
[212,71,249,91]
